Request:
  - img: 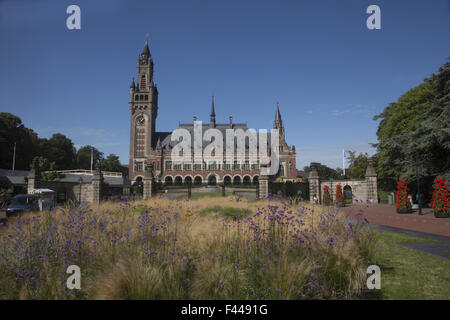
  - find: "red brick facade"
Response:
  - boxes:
[129,41,296,184]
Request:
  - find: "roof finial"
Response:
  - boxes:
[210,95,216,117]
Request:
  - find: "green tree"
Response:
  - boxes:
[75,145,103,170]
[373,59,450,190]
[30,157,65,182]
[303,164,344,180]
[99,154,121,172]
[0,113,39,170]
[346,151,369,179]
[39,134,76,170]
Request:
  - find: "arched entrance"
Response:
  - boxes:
[344,185,353,204]
[223,176,232,186]
[233,176,241,185]
[174,176,183,185]
[164,176,173,185]
[253,176,259,185]
[194,176,203,185]
[243,176,251,185]
[184,176,192,185]
[208,175,217,186]
[132,176,143,196]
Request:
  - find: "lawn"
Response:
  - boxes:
[368,230,450,300]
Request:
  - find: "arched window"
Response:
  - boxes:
[140,74,146,89]
[279,164,285,177]
[194,176,203,185]
[145,95,148,100]
[135,95,139,101]
[164,176,173,186]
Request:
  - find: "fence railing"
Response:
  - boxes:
[44,169,123,177]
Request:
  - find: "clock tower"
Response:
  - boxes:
[129,38,159,180]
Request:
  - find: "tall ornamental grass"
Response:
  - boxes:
[0,197,377,299]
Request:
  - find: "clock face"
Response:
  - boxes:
[136,115,145,126]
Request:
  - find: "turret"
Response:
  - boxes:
[210,96,216,128]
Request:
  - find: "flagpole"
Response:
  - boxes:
[343,149,345,177]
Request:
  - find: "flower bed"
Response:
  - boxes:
[395,180,413,214]
[0,198,378,300]
[334,184,345,207]
[431,178,449,218]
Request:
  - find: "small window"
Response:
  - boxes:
[135,162,143,172]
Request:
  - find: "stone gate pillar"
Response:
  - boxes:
[258,163,269,199]
[259,174,269,199]
[91,164,104,204]
[143,162,154,200]
[27,157,41,193]
[365,158,378,203]
[122,172,131,196]
[308,162,321,204]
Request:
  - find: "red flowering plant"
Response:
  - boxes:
[430,178,449,213]
[335,184,345,206]
[395,180,411,209]
[323,185,331,206]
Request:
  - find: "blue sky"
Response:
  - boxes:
[1,0,449,170]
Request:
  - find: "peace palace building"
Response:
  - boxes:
[128,41,297,186]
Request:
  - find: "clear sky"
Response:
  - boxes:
[1,0,449,170]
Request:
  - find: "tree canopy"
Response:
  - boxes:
[100,154,121,172]
[38,134,77,170]
[0,113,39,170]
[345,151,369,180]
[303,164,344,180]
[0,112,123,174]
[373,59,450,189]
[75,145,103,170]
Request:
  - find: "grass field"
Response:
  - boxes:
[368,230,450,299]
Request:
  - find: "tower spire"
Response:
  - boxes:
[274,102,285,139]
[142,34,150,57]
[210,95,216,128]
[275,102,282,124]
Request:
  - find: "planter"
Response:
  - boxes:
[434,211,450,218]
[396,208,413,214]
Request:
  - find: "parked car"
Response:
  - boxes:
[6,194,39,216]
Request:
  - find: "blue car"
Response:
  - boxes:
[6,194,39,216]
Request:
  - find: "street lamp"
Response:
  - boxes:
[413,161,423,216]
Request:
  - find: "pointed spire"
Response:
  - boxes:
[210,95,216,128]
[156,137,161,149]
[130,78,135,89]
[275,102,282,122]
[142,36,150,57]
[210,95,216,117]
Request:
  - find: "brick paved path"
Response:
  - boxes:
[341,204,450,238]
